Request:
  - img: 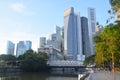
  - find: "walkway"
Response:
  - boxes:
[88,71,120,80]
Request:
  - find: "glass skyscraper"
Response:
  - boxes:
[81,17,90,57]
[16,41,32,57]
[25,41,32,50]
[64,7,83,60]
[6,41,15,55]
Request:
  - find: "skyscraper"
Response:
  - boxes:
[88,8,96,55]
[51,33,57,41]
[64,7,83,60]
[16,41,32,57]
[55,25,62,50]
[81,17,90,57]
[16,41,25,57]
[25,41,32,50]
[40,37,46,48]
[6,41,15,55]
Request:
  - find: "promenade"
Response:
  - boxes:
[87,71,120,80]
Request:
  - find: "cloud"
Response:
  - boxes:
[9,3,26,14]
[9,3,35,16]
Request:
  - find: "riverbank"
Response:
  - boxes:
[0,66,22,73]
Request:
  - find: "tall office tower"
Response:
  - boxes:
[40,37,46,48]
[47,34,57,48]
[88,8,96,55]
[55,25,62,50]
[81,17,90,57]
[16,41,32,56]
[56,25,61,35]
[51,33,57,41]
[64,7,83,60]
[25,41,32,50]
[6,41,15,55]
[16,41,25,57]
[61,27,64,52]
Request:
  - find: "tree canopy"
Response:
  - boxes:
[0,54,16,61]
[84,55,95,66]
[110,0,120,11]
[94,24,120,67]
[18,50,49,72]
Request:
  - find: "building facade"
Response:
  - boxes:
[88,8,96,55]
[64,7,83,60]
[95,22,103,33]
[16,41,25,57]
[40,37,46,48]
[81,17,90,57]
[25,41,32,50]
[55,25,62,50]
[16,41,32,57]
[6,41,15,55]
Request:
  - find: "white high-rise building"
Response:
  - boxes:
[40,37,46,48]
[88,8,96,55]
[6,41,15,55]
[55,25,62,50]
[64,7,83,60]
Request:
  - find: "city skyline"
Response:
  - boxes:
[0,0,112,54]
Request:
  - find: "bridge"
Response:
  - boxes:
[48,60,84,67]
[48,60,87,73]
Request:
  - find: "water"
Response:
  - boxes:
[0,72,78,80]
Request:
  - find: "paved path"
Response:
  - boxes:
[88,71,120,80]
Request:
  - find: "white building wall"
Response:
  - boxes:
[88,8,96,55]
[76,12,82,56]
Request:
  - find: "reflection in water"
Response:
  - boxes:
[0,72,77,80]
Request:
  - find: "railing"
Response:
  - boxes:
[48,60,83,67]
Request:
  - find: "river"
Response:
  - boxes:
[0,72,78,80]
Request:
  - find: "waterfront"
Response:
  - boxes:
[0,72,78,80]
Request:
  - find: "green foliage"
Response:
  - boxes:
[94,24,120,67]
[110,0,120,10]
[18,50,49,72]
[0,54,17,66]
[0,54,16,61]
[84,55,95,66]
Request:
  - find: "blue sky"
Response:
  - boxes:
[0,0,112,54]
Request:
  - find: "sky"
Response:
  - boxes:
[0,0,112,54]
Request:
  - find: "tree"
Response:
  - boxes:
[84,55,95,66]
[0,54,16,61]
[18,50,49,72]
[94,24,120,68]
[109,0,120,11]
[0,54,17,66]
